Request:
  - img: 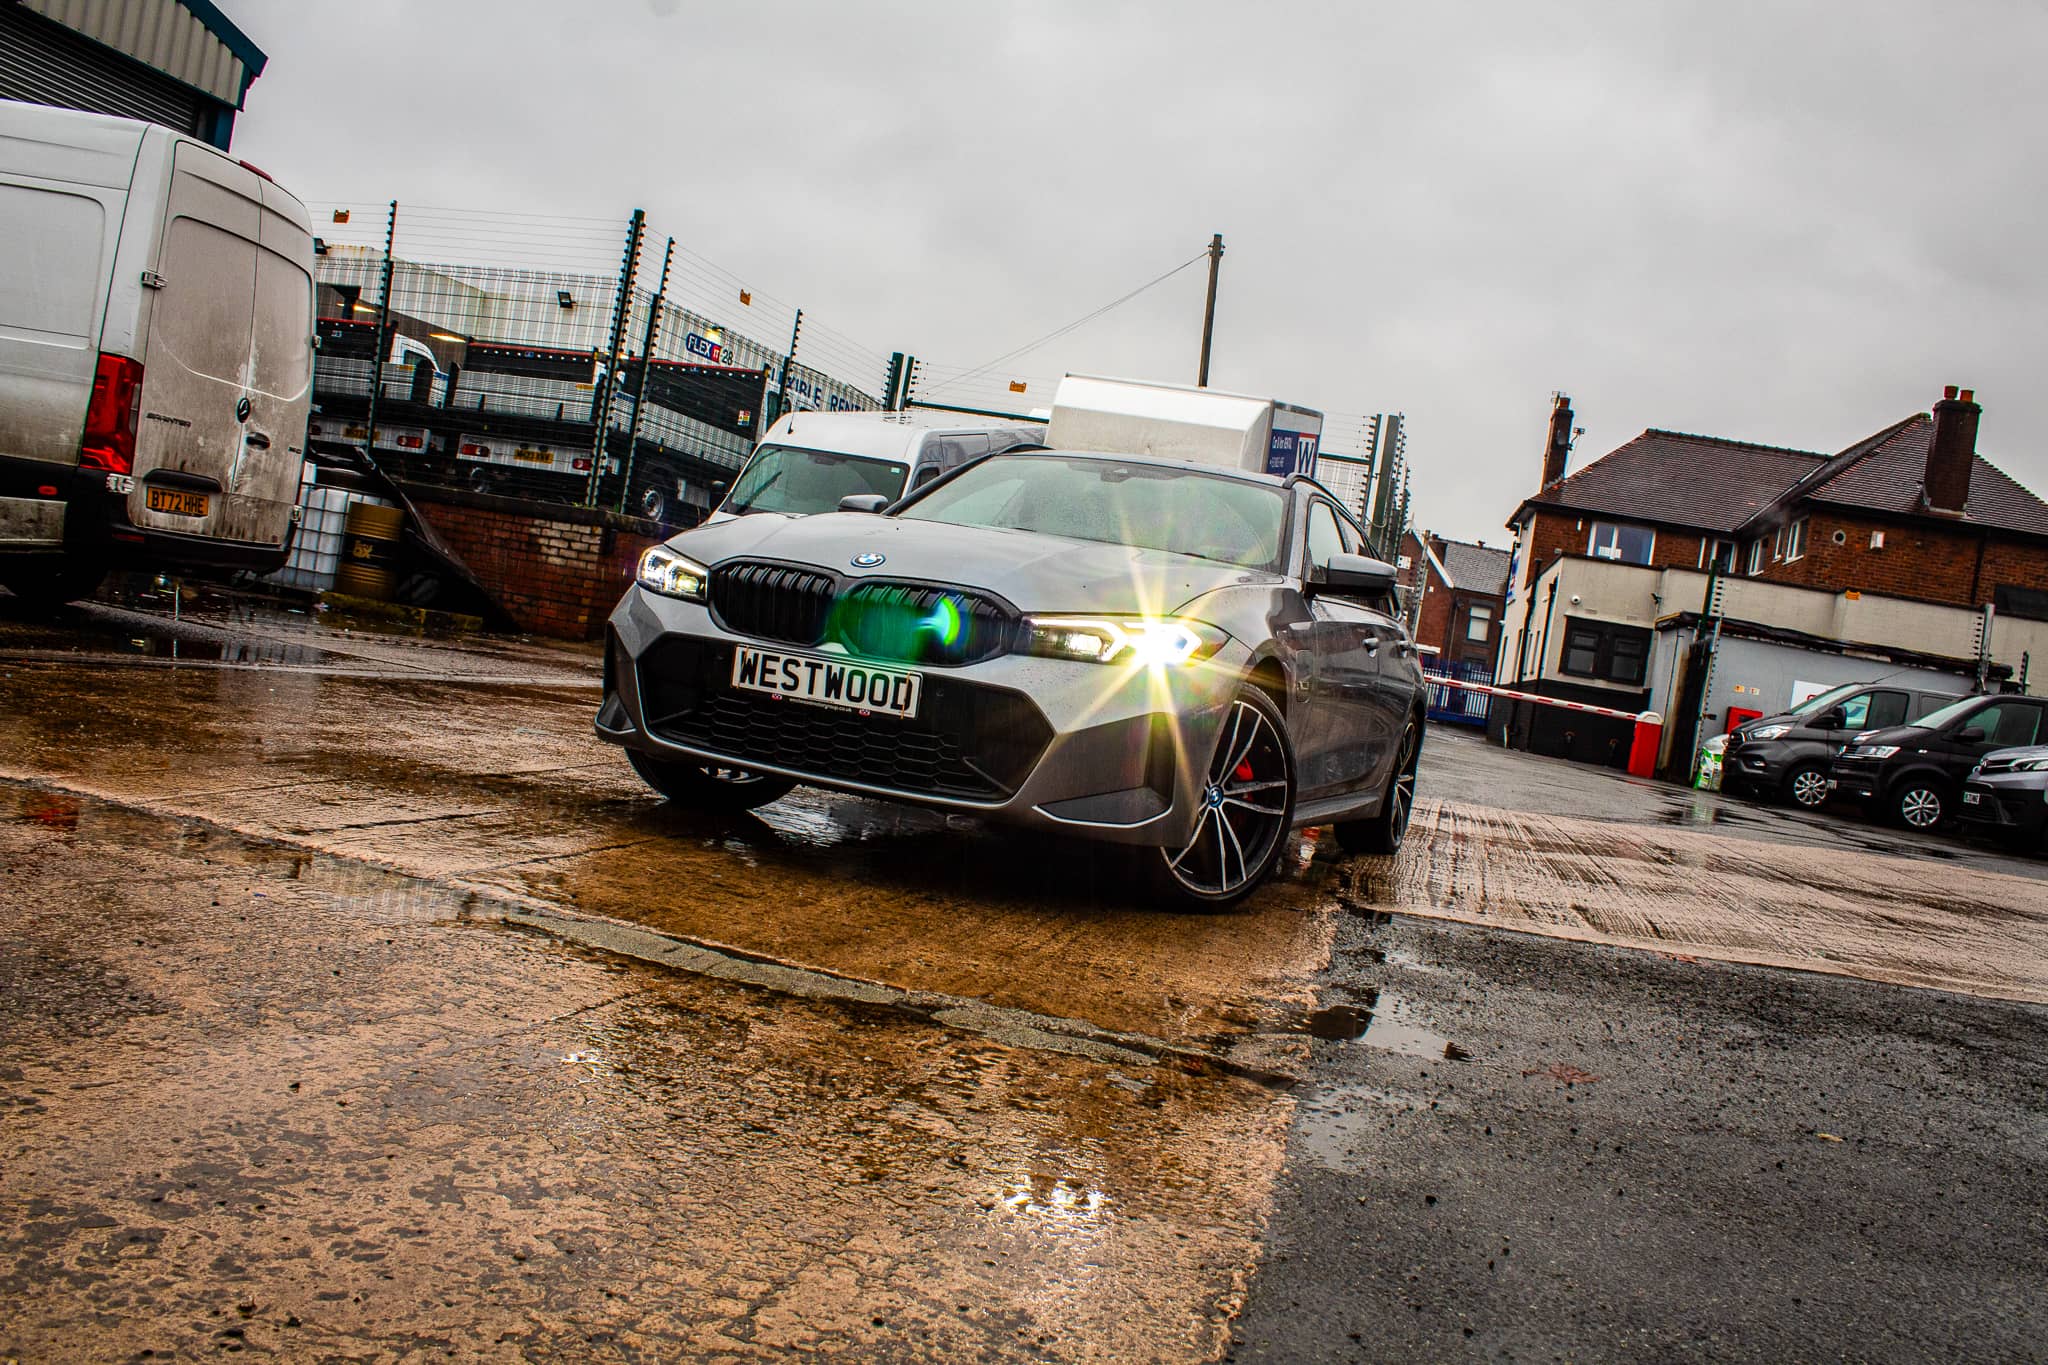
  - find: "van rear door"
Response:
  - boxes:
[129,143,311,554]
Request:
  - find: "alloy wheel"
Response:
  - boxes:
[1899,786,1943,829]
[1788,767,1830,809]
[1163,695,1292,899]
[1384,722,1419,850]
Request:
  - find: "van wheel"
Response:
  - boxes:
[627,749,796,811]
[634,479,671,523]
[1891,778,1948,831]
[0,557,105,611]
[1782,762,1832,810]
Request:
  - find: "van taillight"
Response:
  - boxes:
[80,354,144,475]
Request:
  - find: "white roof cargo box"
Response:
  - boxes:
[1047,374,1322,477]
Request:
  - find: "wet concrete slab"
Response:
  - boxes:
[0,787,1288,1362]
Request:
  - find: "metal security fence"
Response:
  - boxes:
[1424,659,1494,727]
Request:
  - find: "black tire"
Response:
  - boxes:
[0,556,105,611]
[627,748,796,812]
[1151,685,1296,909]
[632,471,676,524]
[1781,761,1832,811]
[1890,776,1949,832]
[1337,713,1423,856]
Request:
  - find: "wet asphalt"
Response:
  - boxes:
[1,584,2043,1362]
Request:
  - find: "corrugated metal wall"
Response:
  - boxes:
[23,0,242,104]
[0,5,205,137]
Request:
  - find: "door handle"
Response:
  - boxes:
[244,431,271,449]
[1364,637,1380,655]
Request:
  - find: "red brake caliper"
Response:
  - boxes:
[1233,759,1255,782]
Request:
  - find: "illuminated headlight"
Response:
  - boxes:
[636,545,708,601]
[1844,744,1899,759]
[1025,616,1226,667]
[1748,724,1792,740]
[2006,755,2048,772]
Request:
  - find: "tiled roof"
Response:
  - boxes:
[1792,415,2048,539]
[1522,430,1827,534]
[1438,539,1512,596]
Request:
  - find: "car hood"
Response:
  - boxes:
[1846,724,1933,749]
[666,511,1276,615]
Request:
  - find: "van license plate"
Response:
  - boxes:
[1962,791,1981,806]
[146,487,209,517]
[731,647,921,719]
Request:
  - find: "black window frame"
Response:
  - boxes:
[1558,615,1651,686]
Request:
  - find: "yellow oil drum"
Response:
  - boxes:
[334,500,403,600]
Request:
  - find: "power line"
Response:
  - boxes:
[922,248,1210,397]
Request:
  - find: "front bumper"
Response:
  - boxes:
[1957,776,2048,845]
[1826,760,1884,803]
[595,583,1247,847]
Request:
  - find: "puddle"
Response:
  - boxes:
[1290,988,1467,1061]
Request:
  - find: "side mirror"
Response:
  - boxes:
[838,493,890,514]
[1308,552,1397,597]
[1816,707,1846,730]
[710,481,728,496]
[1956,726,1987,745]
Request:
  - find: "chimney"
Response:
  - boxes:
[1541,392,1573,489]
[1921,384,1979,515]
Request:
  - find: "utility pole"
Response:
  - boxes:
[362,199,397,460]
[618,235,673,515]
[587,208,645,505]
[1196,232,1224,387]
[767,308,803,426]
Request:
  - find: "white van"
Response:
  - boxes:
[0,101,316,604]
[709,409,1046,523]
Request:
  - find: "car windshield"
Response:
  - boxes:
[724,444,908,516]
[1912,696,1985,731]
[898,454,1287,571]
[1788,682,1864,717]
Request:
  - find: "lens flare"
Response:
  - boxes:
[920,595,962,646]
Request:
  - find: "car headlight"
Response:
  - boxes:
[1845,744,1899,759]
[636,545,709,601]
[2006,755,2048,772]
[1747,724,1792,740]
[1025,616,1226,667]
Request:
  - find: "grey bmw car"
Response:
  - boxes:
[595,451,1426,906]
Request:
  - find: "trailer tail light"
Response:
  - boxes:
[396,434,424,449]
[80,353,144,475]
[460,442,491,457]
[572,457,593,471]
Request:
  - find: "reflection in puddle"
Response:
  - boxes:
[1292,989,1467,1061]
[998,1170,1112,1232]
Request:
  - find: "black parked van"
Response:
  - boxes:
[1723,681,1962,809]
[1828,693,2048,830]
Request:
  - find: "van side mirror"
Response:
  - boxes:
[1956,726,1987,745]
[838,493,890,514]
[710,481,728,497]
[1307,552,1397,597]
[1816,707,1846,730]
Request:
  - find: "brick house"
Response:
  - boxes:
[1400,530,1510,668]
[1492,388,2048,769]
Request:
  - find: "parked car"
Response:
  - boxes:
[0,101,315,605]
[1829,693,2048,830]
[1957,745,2048,854]
[596,450,1426,907]
[1723,680,1962,809]
[707,410,1047,523]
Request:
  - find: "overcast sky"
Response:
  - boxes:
[224,0,2048,544]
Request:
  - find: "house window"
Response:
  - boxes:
[1747,540,1765,575]
[1784,517,1808,562]
[1700,538,1737,573]
[1587,522,1655,565]
[1465,603,1494,643]
[1559,616,1652,686]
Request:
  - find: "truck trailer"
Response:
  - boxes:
[1045,374,1322,478]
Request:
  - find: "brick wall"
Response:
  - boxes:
[401,485,667,640]
[1748,511,2048,608]
[1522,503,2048,611]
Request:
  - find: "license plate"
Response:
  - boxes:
[511,448,554,464]
[145,486,209,517]
[1963,791,1981,805]
[732,646,921,719]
